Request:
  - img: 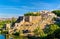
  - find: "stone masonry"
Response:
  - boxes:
[5,10,57,34]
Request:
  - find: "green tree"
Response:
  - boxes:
[34,27,46,38]
[52,10,60,16]
[24,12,40,16]
[0,20,11,29]
[47,28,60,39]
[44,24,59,35]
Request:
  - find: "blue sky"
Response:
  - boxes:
[0,0,60,18]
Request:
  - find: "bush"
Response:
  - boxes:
[46,28,60,39]
[13,32,19,36]
[24,12,40,16]
[44,24,59,35]
[33,27,46,38]
[2,30,8,34]
[52,10,60,16]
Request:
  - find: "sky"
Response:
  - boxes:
[0,0,60,18]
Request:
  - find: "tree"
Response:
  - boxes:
[47,28,60,39]
[52,10,60,16]
[24,12,40,16]
[33,27,46,37]
[44,24,59,35]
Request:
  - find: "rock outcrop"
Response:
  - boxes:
[5,10,57,34]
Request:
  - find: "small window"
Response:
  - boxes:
[25,16,29,22]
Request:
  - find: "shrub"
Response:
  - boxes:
[33,27,46,38]
[13,32,19,36]
[24,12,40,16]
[46,28,60,39]
[52,10,60,16]
[2,30,8,34]
[44,24,59,35]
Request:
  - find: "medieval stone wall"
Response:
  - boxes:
[5,11,57,34]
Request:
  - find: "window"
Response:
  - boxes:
[25,16,29,22]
